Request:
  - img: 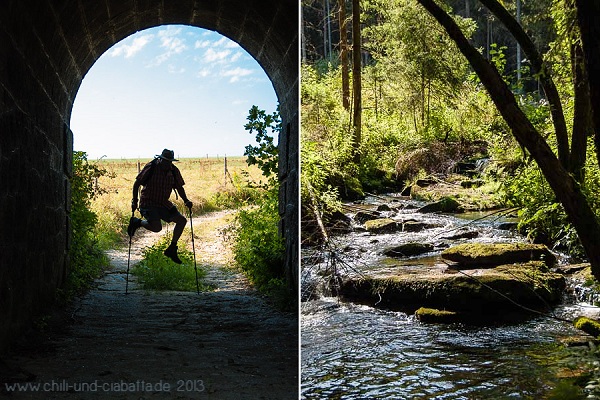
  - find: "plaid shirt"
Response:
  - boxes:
[136,160,185,208]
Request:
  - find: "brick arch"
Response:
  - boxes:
[0,0,297,351]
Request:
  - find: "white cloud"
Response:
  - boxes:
[230,52,243,62]
[204,48,231,63]
[221,67,253,83]
[110,34,153,58]
[195,40,211,49]
[147,27,188,66]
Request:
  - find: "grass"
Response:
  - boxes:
[131,233,212,292]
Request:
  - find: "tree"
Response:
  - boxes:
[351,0,362,163]
[415,0,600,279]
[575,0,600,168]
[361,0,472,136]
[339,0,351,110]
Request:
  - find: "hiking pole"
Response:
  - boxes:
[188,206,200,295]
[126,211,134,295]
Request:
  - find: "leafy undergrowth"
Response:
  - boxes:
[132,234,212,292]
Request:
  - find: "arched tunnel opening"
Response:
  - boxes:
[0,0,297,354]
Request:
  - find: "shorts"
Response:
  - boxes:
[140,205,181,223]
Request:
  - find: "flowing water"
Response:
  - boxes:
[301,195,596,399]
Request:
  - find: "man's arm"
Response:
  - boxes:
[176,185,193,209]
[132,180,141,212]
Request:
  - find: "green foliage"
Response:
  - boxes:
[132,234,208,292]
[244,105,280,181]
[230,104,291,309]
[66,151,111,297]
[229,186,286,296]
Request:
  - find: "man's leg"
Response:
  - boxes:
[171,213,188,245]
[142,219,162,232]
[128,208,163,237]
[164,208,187,264]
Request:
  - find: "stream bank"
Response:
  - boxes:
[301,191,600,398]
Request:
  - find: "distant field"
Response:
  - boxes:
[95,156,263,201]
[89,156,264,246]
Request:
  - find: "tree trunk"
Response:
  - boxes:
[478,0,570,169]
[323,0,332,59]
[416,0,600,279]
[570,41,593,182]
[338,0,350,110]
[351,0,362,163]
[575,0,600,169]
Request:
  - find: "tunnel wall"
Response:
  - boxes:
[0,0,297,352]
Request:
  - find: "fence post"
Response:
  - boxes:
[224,155,227,186]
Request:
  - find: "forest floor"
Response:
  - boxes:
[0,211,298,399]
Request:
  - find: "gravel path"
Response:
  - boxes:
[1,211,298,399]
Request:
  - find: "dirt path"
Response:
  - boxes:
[1,211,298,399]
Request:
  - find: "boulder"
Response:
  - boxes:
[339,261,566,320]
[323,210,353,235]
[416,178,437,187]
[460,179,485,188]
[497,222,518,230]
[354,210,381,224]
[377,204,392,212]
[574,316,600,338]
[441,243,556,269]
[384,243,434,258]
[418,196,462,213]
[401,221,442,232]
[364,218,400,234]
[441,229,479,240]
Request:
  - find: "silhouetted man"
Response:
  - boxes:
[127,149,192,264]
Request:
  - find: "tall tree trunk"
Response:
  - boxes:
[570,41,593,182]
[338,0,350,110]
[351,0,362,163]
[575,0,600,169]
[416,0,600,279]
[478,0,570,169]
[301,4,307,62]
[323,0,331,59]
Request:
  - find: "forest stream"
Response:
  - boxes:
[301,194,598,399]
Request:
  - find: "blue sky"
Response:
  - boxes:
[70,25,278,160]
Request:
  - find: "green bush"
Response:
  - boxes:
[226,103,292,310]
[65,151,110,298]
[230,186,286,299]
[132,234,208,292]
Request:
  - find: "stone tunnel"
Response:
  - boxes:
[0,0,298,352]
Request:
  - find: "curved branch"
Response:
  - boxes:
[478,0,570,169]
[415,0,600,279]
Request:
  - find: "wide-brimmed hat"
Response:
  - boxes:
[156,149,178,162]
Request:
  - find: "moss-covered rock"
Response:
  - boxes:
[364,218,400,234]
[418,196,462,213]
[384,243,434,258]
[441,242,556,269]
[441,229,479,240]
[339,261,565,318]
[573,316,600,338]
[402,221,441,232]
[354,210,381,224]
[415,307,460,323]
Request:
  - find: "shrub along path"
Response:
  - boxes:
[1,211,298,399]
